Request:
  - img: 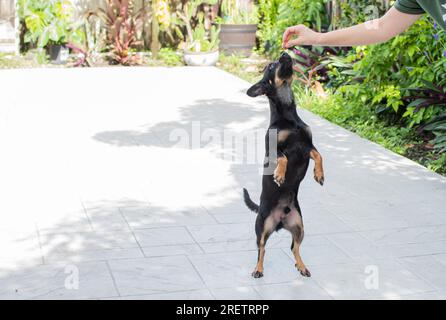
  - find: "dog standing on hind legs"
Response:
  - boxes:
[243,52,325,279]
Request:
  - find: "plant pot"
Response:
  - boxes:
[183,49,219,67]
[219,24,257,57]
[48,44,69,64]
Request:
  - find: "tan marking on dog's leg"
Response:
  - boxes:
[310,149,324,186]
[253,215,277,278]
[292,240,311,277]
[256,237,266,272]
[292,234,311,277]
[252,232,270,278]
[273,156,288,186]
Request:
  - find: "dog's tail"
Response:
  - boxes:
[243,188,259,213]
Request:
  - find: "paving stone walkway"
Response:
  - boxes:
[1,67,446,300]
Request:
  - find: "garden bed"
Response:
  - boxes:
[0,48,184,69]
[0,52,47,69]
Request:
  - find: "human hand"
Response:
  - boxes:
[282,24,321,48]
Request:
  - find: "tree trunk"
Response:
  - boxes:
[331,0,342,30]
[150,0,159,58]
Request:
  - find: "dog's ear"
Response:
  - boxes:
[247,81,266,97]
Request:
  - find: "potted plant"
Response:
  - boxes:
[183,16,220,66]
[178,0,220,66]
[218,0,258,56]
[18,0,74,64]
[46,22,71,65]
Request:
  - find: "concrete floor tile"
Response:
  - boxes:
[108,256,206,296]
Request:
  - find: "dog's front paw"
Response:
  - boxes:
[274,167,286,187]
[314,169,324,186]
[252,270,264,278]
[273,156,287,187]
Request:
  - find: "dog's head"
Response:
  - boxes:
[247,52,294,103]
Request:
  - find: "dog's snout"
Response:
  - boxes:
[278,52,293,79]
[279,52,292,63]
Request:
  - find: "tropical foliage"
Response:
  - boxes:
[18,0,75,48]
[98,0,144,65]
[176,0,219,52]
[16,0,264,64]
[331,0,389,29]
[258,0,328,55]
[67,12,107,67]
[219,0,259,24]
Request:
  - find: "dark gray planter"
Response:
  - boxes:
[219,24,257,57]
[48,44,69,64]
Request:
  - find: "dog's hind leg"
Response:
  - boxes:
[285,201,311,277]
[252,213,277,278]
[290,226,311,277]
[310,148,324,186]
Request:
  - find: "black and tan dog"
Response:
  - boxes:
[243,52,324,278]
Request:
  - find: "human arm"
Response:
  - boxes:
[282,7,422,48]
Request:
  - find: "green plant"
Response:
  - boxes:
[188,15,219,52]
[155,0,195,50]
[332,0,389,29]
[34,48,50,64]
[0,52,44,68]
[18,0,75,48]
[99,0,144,65]
[423,114,446,153]
[68,12,107,67]
[350,18,446,113]
[219,0,259,24]
[427,153,446,172]
[257,0,280,52]
[258,0,328,56]
[176,0,219,52]
[158,47,183,66]
[322,50,360,88]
